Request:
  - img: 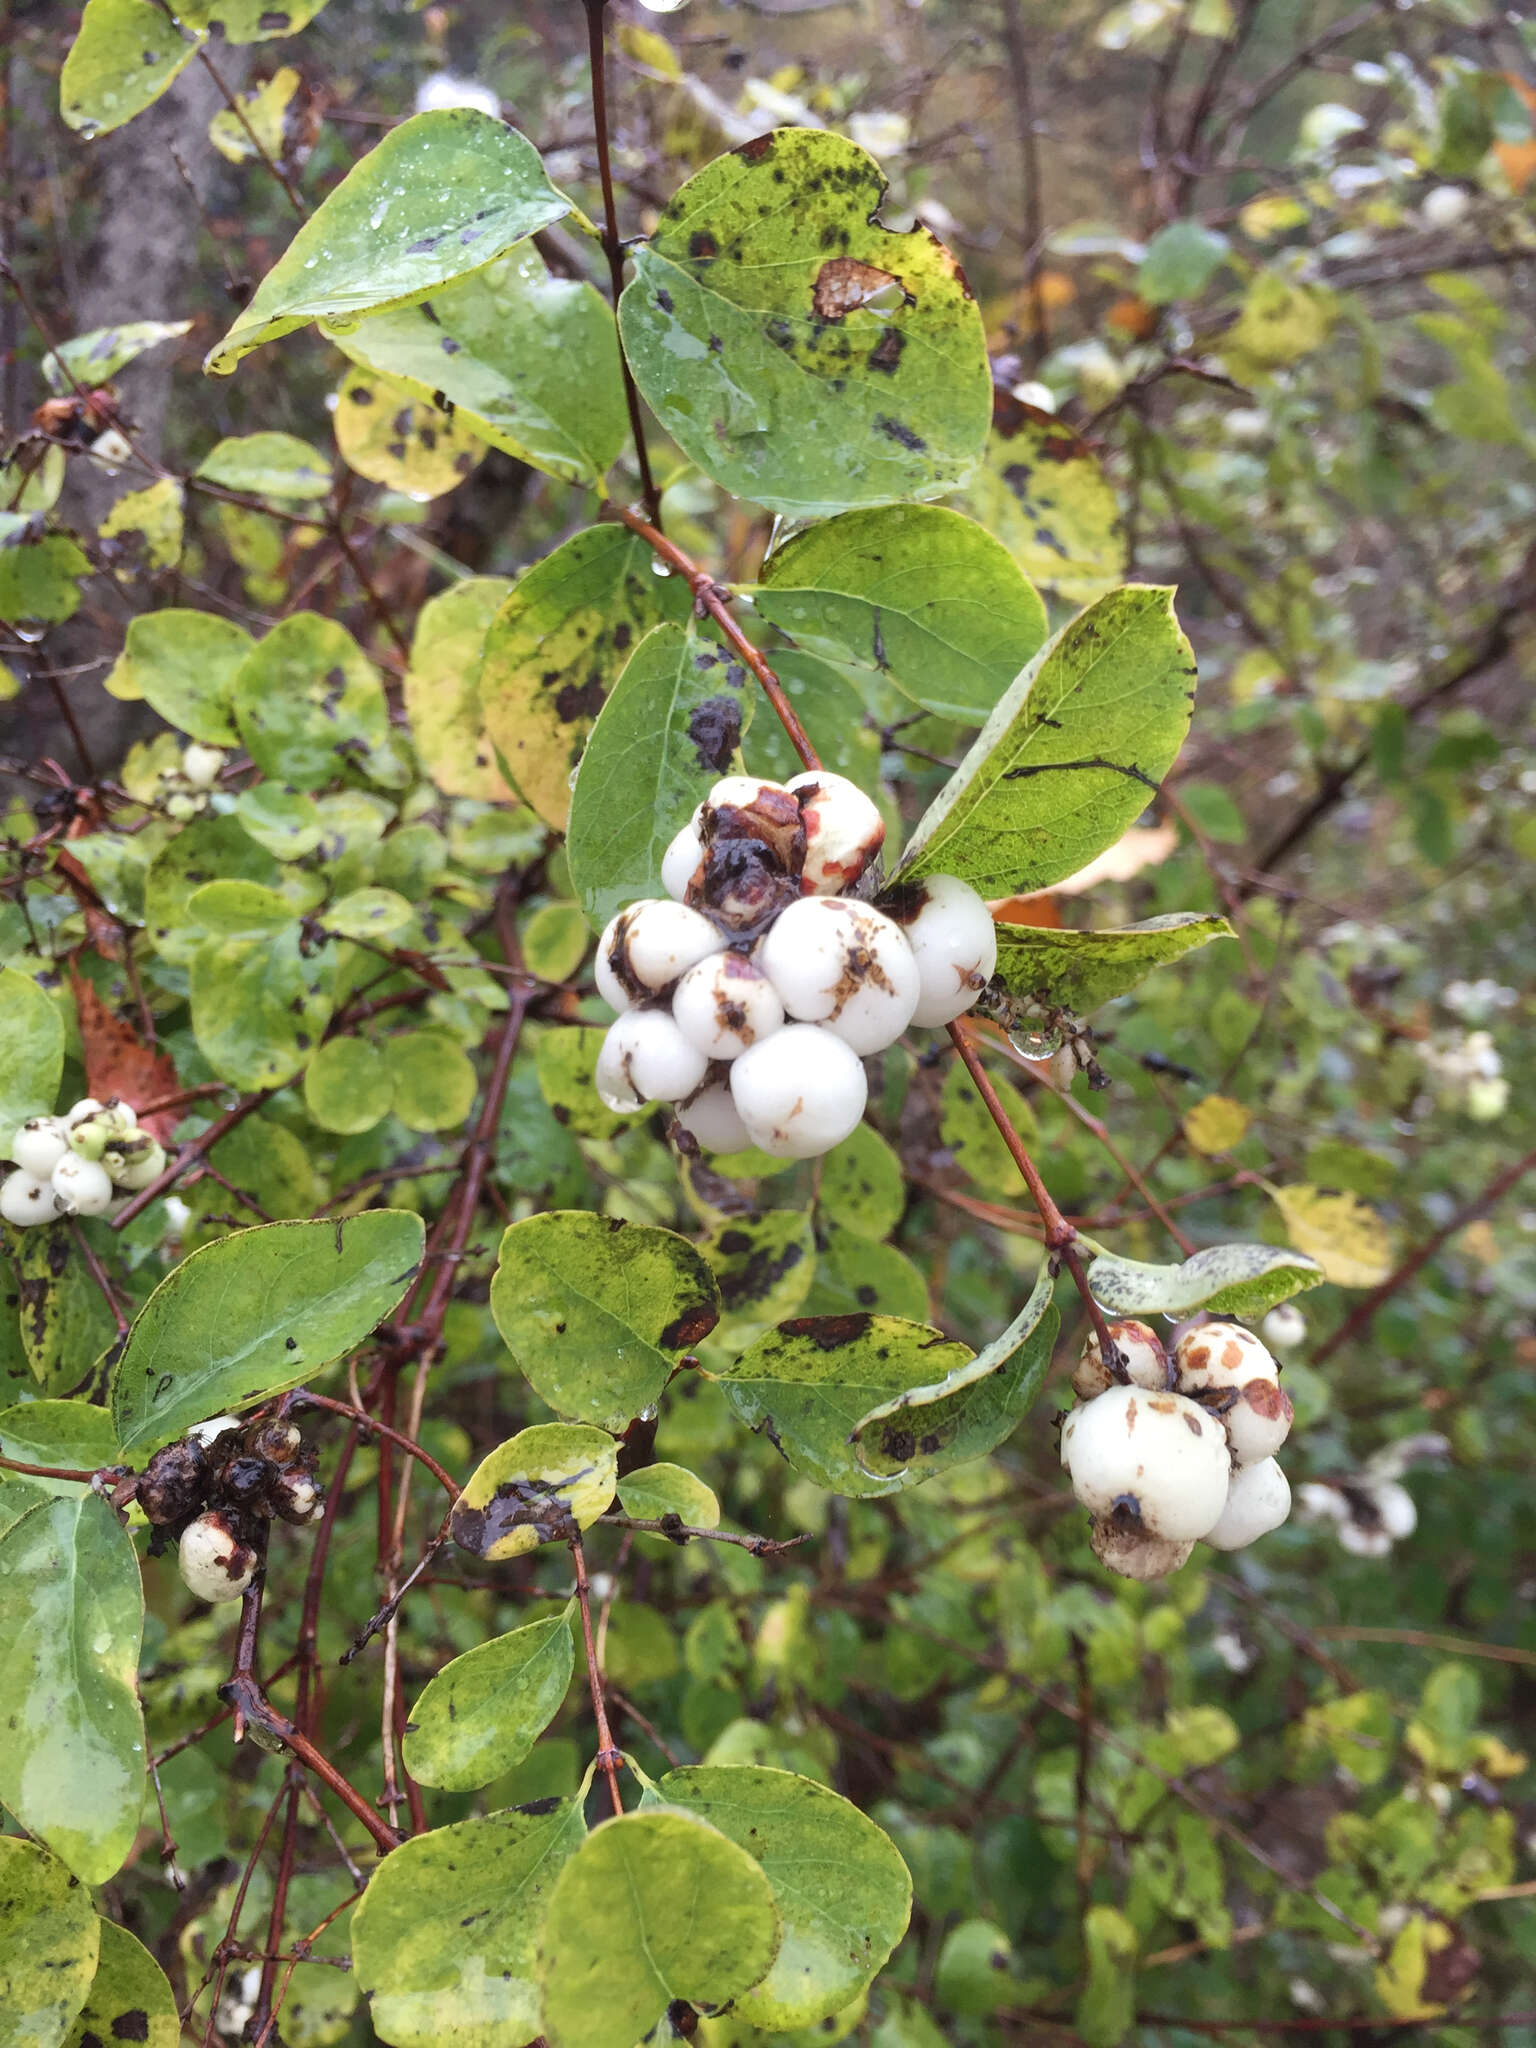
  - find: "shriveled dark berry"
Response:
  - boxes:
[218,1455,278,1514]
[244,1417,302,1464]
[137,1439,209,1526]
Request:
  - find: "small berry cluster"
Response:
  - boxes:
[138,1413,324,1604]
[1061,1318,1295,1580]
[594,771,997,1160]
[2,1097,166,1227]
[159,741,226,822]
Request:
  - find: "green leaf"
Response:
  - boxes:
[110,1210,425,1457]
[404,1614,574,1789]
[328,248,628,486]
[817,1123,905,1242]
[64,1919,178,2048]
[4,1228,117,1393]
[97,479,184,575]
[450,1422,617,1562]
[1083,1241,1325,1321]
[382,1028,478,1133]
[189,923,334,1090]
[178,0,330,45]
[0,537,89,628]
[743,649,882,795]
[351,1796,587,2048]
[404,577,516,802]
[952,401,1127,605]
[538,1809,782,2048]
[41,319,191,395]
[801,1226,929,1324]
[992,913,1234,1015]
[0,1402,118,1496]
[334,365,485,500]
[703,1211,817,1352]
[849,1259,1057,1480]
[619,129,990,518]
[0,966,64,1155]
[567,625,754,930]
[0,1835,100,2048]
[533,1027,627,1140]
[938,1057,1036,1196]
[60,0,203,138]
[895,587,1197,898]
[1137,220,1230,304]
[0,1489,145,1883]
[195,431,332,502]
[478,527,691,833]
[617,1462,721,1529]
[322,886,415,941]
[490,1213,721,1430]
[106,610,253,745]
[1076,1905,1138,2048]
[647,1767,910,2028]
[209,110,570,372]
[712,1315,975,1499]
[520,904,590,986]
[303,1036,394,1135]
[232,613,389,790]
[755,506,1046,724]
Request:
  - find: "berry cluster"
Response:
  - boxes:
[2,1096,166,1227]
[594,771,997,1160]
[158,741,226,822]
[138,1412,323,1604]
[1061,1318,1295,1580]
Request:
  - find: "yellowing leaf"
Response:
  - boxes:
[98,479,184,574]
[1268,1184,1395,1288]
[1183,1095,1250,1155]
[208,65,302,165]
[333,366,485,499]
[450,1422,618,1560]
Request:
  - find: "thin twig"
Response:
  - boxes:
[597,1512,811,1556]
[571,1533,625,1818]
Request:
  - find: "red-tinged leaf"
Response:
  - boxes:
[70,969,180,1141]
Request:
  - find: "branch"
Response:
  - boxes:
[597,1513,812,1557]
[571,1533,625,1817]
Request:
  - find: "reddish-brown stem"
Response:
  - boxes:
[110,1088,273,1229]
[290,1392,460,1499]
[0,1451,110,1482]
[571,1533,625,1818]
[612,504,820,771]
[583,0,662,528]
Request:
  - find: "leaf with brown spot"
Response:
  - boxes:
[69,970,179,1142]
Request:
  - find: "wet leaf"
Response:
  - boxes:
[619,128,990,517]
[333,366,485,499]
[231,613,389,790]
[188,921,335,1091]
[105,610,252,746]
[1083,1240,1325,1320]
[896,587,1196,898]
[111,1210,425,1456]
[404,1613,574,1788]
[952,402,1127,606]
[0,1835,100,2047]
[817,1123,905,1242]
[644,1766,911,2028]
[450,1423,616,1562]
[0,965,64,1156]
[328,248,627,486]
[478,527,691,832]
[403,577,516,801]
[352,1795,587,2048]
[60,0,204,138]
[64,1918,178,2048]
[490,1212,721,1430]
[755,505,1046,724]
[0,1487,145,1883]
[209,110,570,373]
[800,1226,929,1325]
[743,649,882,795]
[567,625,754,930]
[196,431,331,502]
[537,1808,781,2048]
[702,1211,817,1353]
[1267,1184,1396,1288]
[41,320,191,395]
[179,0,330,41]
[617,1461,721,1529]
[992,913,1234,1015]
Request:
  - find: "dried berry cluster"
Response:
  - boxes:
[594,771,997,1160]
[1061,1318,1295,1580]
[137,1412,323,1604]
[2,1096,166,1226]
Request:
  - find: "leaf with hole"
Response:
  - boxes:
[490,1213,721,1430]
[110,1210,425,1456]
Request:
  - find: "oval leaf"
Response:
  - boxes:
[450,1423,617,1562]
[404,577,516,802]
[334,366,486,500]
[952,399,1128,604]
[111,1210,425,1457]
[0,966,64,1157]
[64,1919,179,2048]
[60,0,204,138]
[404,1613,574,1789]
[617,1462,721,1530]
[0,1836,100,2047]
[106,610,253,746]
[232,613,388,791]
[1083,1241,1325,1320]
[1267,1184,1395,1289]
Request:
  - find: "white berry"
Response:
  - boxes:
[702,774,791,815]
[595,901,724,1013]
[1089,1518,1194,1582]
[1064,1383,1231,1542]
[661,821,704,903]
[1373,1479,1417,1541]
[595,1009,709,1111]
[1261,1302,1308,1350]
[51,1153,116,1216]
[1072,1318,1170,1401]
[729,1023,868,1159]
[1203,1457,1292,1550]
[181,742,225,789]
[786,770,885,895]
[1421,183,1469,229]
[1222,1376,1294,1467]
[109,1136,167,1190]
[178,1513,258,1603]
[673,1081,752,1155]
[65,1098,106,1129]
[1174,1321,1278,1395]
[672,951,784,1061]
[1,1172,57,1228]
[757,896,919,1055]
[11,1116,70,1179]
[883,874,997,1026]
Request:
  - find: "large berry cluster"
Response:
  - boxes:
[1062,1318,1295,1580]
[137,1412,324,1604]
[1,1096,166,1227]
[593,771,997,1159]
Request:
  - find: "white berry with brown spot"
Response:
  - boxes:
[787,770,885,895]
[674,1081,752,1155]
[1073,1318,1170,1400]
[1089,1518,1195,1581]
[1064,1382,1231,1541]
[671,951,784,1061]
[595,900,725,1012]
[883,874,997,1027]
[0,1171,56,1228]
[1173,1320,1278,1394]
[757,896,919,1055]
[11,1116,70,1180]
[595,1009,710,1112]
[178,1512,259,1603]
[729,1022,868,1158]
[1222,1375,1294,1467]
